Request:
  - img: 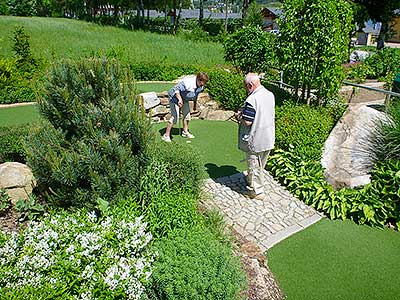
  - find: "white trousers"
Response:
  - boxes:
[168,101,191,124]
[246,150,271,195]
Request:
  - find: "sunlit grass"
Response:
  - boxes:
[0,16,224,66]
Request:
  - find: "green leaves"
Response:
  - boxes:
[223,25,277,73]
[268,149,400,228]
[277,0,353,104]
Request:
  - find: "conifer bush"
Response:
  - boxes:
[25,58,154,208]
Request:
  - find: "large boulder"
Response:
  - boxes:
[0,162,36,205]
[322,104,387,189]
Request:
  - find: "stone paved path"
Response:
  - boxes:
[201,170,324,252]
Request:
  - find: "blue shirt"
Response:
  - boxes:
[168,75,204,104]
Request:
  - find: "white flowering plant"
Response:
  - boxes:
[0,210,154,300]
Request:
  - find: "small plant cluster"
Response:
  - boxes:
[345,48,400,84]
[0,189,11,216]
[0,210,154,299]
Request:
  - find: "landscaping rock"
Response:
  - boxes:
[0,162,36,205]
[322,104,387,189]
[206,110,235,121]
[140,92,160,110]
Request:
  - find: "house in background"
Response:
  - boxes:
[261,7,282,31]
[388,9,400,43]
[356,21,381,45]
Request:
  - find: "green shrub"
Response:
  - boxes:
[25,58,154,209]
[345,48,400,84]
[0,124,33,163]
[0,209,154,299]
[206,68,247,111]
[0,27,43,104]
[0,57,38,104]
[223,25,277,73]
[144,191,201,239]
[275,101,336,160]
[139,141,205,204]
[149,227,246,300]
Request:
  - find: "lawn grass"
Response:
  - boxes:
[0,104,40,126]
[137,82,175,93]
[0,16,224,66]
[268,218,400,300]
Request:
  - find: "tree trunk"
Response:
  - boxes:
[199,0,204,25]
[224,0,228,32]
[242,0,249,20]
[377,21,388,50]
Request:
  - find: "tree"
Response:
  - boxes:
[353,0,400,49]
[26,58,154,208]
[223,26,277,73]
[276,0,353,105]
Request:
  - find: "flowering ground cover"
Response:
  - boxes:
[0,210,154,299]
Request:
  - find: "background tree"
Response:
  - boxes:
[276,0,353,105]
[353,0,400,49]
[223,25,276,73]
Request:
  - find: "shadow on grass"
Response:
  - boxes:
[205,163,240,179]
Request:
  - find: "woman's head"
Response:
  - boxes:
[196,72,209,88]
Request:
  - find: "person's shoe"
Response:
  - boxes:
[181,131,195,138]
[161,134,171,142]
[244,191,266,200]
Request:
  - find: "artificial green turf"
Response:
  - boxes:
[153,119,246,178]
[0,104,41,127]
[268,218,400,300]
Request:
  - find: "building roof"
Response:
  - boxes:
[147,9,241,19]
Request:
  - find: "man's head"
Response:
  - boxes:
[244,73,261,94]
[196,72,209,88]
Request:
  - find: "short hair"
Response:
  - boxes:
[197,72,209,82]
[244,73,260,85]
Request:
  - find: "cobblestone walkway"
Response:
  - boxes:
[201,171,324,252]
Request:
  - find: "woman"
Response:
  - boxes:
[161,72,209,142]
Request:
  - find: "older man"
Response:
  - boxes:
[236,73,275,200]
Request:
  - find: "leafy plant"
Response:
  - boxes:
[14,194,45,221]
[143,191,201,239]
[149,226,246,300]
[0,189,11,216]
[267,148,400,228]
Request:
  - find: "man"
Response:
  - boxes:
[236,73,275,200]
[161,72,209,142]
